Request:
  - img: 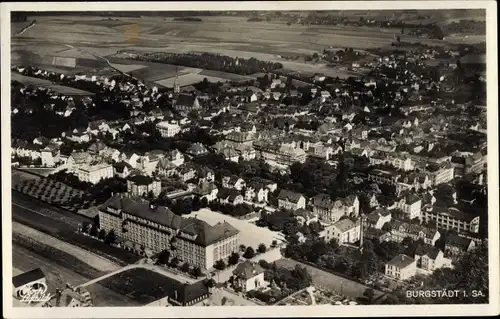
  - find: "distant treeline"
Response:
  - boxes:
[126,52,283,76]
[173,17,203,22]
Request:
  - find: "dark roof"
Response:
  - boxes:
[13,268,45,288]
[233,261,264,279]
[100,194,183,230]
[176,94,197,106]
[152,276,209,306]
[113,161,132,173]
[312,193,334,209]
[415,244,441,260]
[277,189,305,203]
[127,174,155,186]
[446,235,474,250]
[179,218,239,246]
[387,254,415,269]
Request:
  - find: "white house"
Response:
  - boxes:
[385,254,417,280]
[325,218,361,244]
[277,189,306,211]
[156,121,181,138]
[232,261,266,293]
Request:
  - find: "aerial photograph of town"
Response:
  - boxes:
[7,6,491,310]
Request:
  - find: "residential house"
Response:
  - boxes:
[186,143,209,157]
[244,181,269,203]
[87,120,110,136]
[77,163,114,184]
[193,180,219,202]
[414,245,452,272]
[385,254,417,280]
[156,158,177,177]
[293,209,319,226]
[366,208,392,229]
[175,165,197,182]
[232,261,266,293]
[167,149,185,166]
[424,163,455,186]
[67,151,92,171]
[217,188,244,206]
[127,174,162,197]
[156,121,181,138]
[324,218,361,244]
[311,194,359,223]
[391,194,422,220]
[197,166,215,182]
[388,220,441,246]
[445,235,476,257]
[222,176,246,191]
[277,189,306,211]
[40,144,60,167]
[64,128,90,143]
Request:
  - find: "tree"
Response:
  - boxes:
[228,252,240,265]
[180,262,190,273]
[243,246,256,259]
[239,244,246,252]
[259,259,270,269]
[104,229,117,245]
[271,240,278,248]
[214,259,226,270]
[191,266,203,277]
[98,229,106,240]
[257,243,267,254]
[170,257,180,268]
[157,249,171,265]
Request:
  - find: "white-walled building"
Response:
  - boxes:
[156,121,181,138]
[77,163,114,184]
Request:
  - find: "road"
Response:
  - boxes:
[275,258,384,300]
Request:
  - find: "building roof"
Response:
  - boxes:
[332,218,360,232]
[387,254,415,269]
[179,218,239,246]
[232,261,264,280]
[446,234,474,250]
[277,189,304,203]
[176,94,197,106]
[415,244,441,260]
[100,194,184,230]
[13,268,45,288]
[312,193,334,210]
[392,220,438,239]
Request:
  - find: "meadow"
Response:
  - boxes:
[12,73,94,95]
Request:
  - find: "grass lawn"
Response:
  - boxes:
[98,268,180,305]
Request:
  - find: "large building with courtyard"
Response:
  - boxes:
[99,194,240,269]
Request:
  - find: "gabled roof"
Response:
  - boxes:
[277,189,305,203]
[387,254,415,269]
[233,261,264,279]
[179,218,239,246]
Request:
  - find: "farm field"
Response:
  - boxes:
[12,15,484,81]
[155,73,227,88]
[11,73,94,95]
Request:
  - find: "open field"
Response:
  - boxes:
[13,15,484,81]
[97,268,183,305]
[13,222,120,272]
[11,73,94,95]
[155,73,227,88]
[186,208,285,249]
